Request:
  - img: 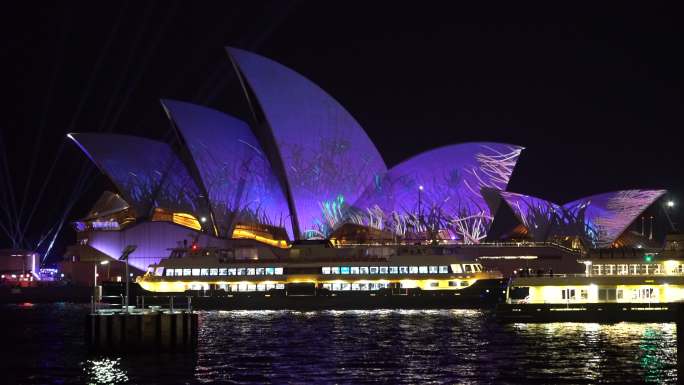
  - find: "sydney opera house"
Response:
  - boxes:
[65,47,666,272]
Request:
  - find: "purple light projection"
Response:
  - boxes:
[68,133,204,219]
[353,143,523,243]
[226,47,387,239]
[161,100,293,239]
[499,191,563,241]
[562,189,666,247]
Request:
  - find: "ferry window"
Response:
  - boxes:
[389,266,398,274]
[237,268,246,276]
[359,266,369,275]
[191,269,200,276]
[350,267,360,274]
[219,268,228,276]
[358,283,368,290]
[561,289,576,300]
[580,289,588,300]
[409,266,419,274]
[449,265,461,274]
[429,266,438,274]
[228,268,236,275]
[340,283,350,291]
[419,266,428,274]
[678,265,684,274]
[429,282,439,288]
[617,289,624,300]
[592,265,601,276]
[181,269,190,276]
[630,265,639,275]
[257,284,266,291]
[640,264,649,275]
[607,289,617,301]
[322,267,331,274]
[265,267,275,275]
[399,266,408,274]
[200,269,209,276]
[369,282,377,290]
[475,265,483,272]
[598,289,606,300]
[247,268,256,275]
[351,283,360,291]
[274,267,284,275]
[209,268,218,276]
[379,266,388,274]
[605,265,615,275]
[155,267,165,276]
[464,265,472,273]
[266,283,275,290]
[617,264,628,275]
[369,266,379,274]
[256,268,265,275]
[322,283,332,290]
[276,283,285,289]
[449,281,459,287]
[247,284,256,292]
[460,281,469,287]
[331,283,341,291]
[166,269,174,277]
[340,267,350,274]
[331,266,340,274]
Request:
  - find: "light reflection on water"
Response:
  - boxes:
[0,304,677,384]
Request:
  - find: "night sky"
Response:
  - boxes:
[1,2,682,258]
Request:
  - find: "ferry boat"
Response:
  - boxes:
[497,245,684,322]
[135,239,506,310]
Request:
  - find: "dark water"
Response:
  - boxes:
[0,304,677,384]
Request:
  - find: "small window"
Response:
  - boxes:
[322,267,331,274]
[180,269,189,276]
[463,265,472,273]
[276,283,285,289]
[399,266,409,274]
[409,266,419,274]
[191,268,200,276]
[257,284,266,291]
[247,268,255,275]
[237,268,246,276]
[228,268,236,275]
[429,266,438,274]
[429,282,439,287]
[340,266,350,274]
[379,266,388,274]
[209,268,218,276]
[256,268,265,275]
[340,282,350,290]
[617,289,624,299]
[350,266,360,274]
[419,266,428,274]
[475,265,483,272]
[331,266,340,274]
[265,267,274,275]
[370,266,379,274]
[351,283,360,291]
[359,266,369,274]
[200,269,209,276]
[440,266,449,274]
[389,266,398,274]
[274,267,284,275]
[460,281,469,287]
[166,269,174,277]
[449,280,459,287]
[219,268,228,276]
[580,289,588,300]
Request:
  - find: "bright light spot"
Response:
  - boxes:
[129,273,133,277]
[100,260,109,265]
[418,185,424,191]
[200,216,207,223]
[85,358,128,384]
[667,200,675,208]
[637,244,643,249]
[60,273,65,278]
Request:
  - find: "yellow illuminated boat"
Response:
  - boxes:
[136,239,505,309]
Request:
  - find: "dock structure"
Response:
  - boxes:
[86,297,197,352]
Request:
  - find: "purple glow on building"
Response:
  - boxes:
[562,189,666,247]
[68,133,204,218]
[161,100,293,239]
[353,143,523,243]
[499,191,563,241]
[227,47,387,239]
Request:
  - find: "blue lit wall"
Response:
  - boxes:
[162,100,293,239]
[353,143,523,243]
[69,133,204,219]
[227,47,387,239]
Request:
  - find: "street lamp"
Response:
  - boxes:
[667,200,675,208]
[418,185,424,234]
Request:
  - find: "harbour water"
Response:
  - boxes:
[0,303,676,384]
